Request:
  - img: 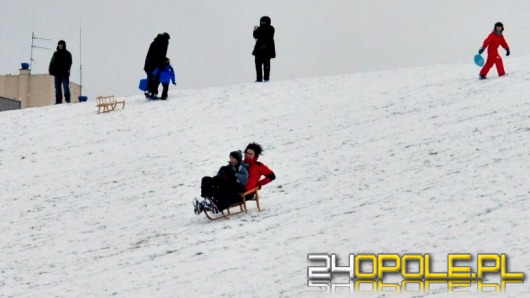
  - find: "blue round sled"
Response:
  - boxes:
[474,54,484,67]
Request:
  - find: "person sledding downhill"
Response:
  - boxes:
[242,142,275,193]
[194,150,249,215]
[478,22,510,80]
[193,143,276,216]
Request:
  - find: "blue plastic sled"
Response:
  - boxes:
[474,54,484,67]
[138,78,148,91]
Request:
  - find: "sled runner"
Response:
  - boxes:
[204,187,262,220]
[96,95,126,113]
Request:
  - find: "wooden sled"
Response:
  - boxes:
[96,95,125,113]
[205,187,262,220]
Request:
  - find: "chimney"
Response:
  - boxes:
[20,62,31,75]
[18,62,31,108]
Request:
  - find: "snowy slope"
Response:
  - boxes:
[1,57,529,297]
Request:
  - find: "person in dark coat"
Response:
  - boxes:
[143,32,170,99]
[48,40,72,104]
[193,150,249,215]
[252,16,276,82]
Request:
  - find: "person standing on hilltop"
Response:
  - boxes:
[48,40,72,104]
[252,16,276,82]
[152,57,176,100]
[144,32,170,99]
[478,22,510,79]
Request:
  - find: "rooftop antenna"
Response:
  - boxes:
[79,23,83,95]
[78,23,87,102]
[30,22,51,70]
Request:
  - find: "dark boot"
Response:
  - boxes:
[193,198,204,215]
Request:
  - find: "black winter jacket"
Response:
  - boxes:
[49,44,72,77]
[144,34,169,72]
[252,26,276,59]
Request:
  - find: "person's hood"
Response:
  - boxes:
[57,40,67,50]
[154,32,170,42]
[493,22,504,35]
[260,16,271,27]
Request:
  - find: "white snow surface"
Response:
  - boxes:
[1,58,529,297]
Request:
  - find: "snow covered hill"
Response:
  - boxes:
[1,57,529,297]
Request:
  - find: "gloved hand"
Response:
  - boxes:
[173,83,177,86]
[506,49,510,56]
[229,166,237,174]
[478,48,484,55]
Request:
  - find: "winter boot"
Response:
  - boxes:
[203,197,219,214]
[193,198,204,215]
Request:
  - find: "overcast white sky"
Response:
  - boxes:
[2,0,530,99]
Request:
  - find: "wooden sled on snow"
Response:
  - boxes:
[96,95,126,113]
[204,187,262,220]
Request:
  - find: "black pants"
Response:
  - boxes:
[255,56,271,82]
[201,176,244,211]
[161,83,169,99]
[145,70,160,95]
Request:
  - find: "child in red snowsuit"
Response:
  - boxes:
[478,22,510,79]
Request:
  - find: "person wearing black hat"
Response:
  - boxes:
[143,32,170,99]
[252,16,276,82]
[48,40,73,104]
[478,22,510,79]
[194,150,249,215]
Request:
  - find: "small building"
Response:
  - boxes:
[0,96,21,111]
[0,64,81,111]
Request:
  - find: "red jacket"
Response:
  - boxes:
[482,32,509,55]
[244,157,275,191]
